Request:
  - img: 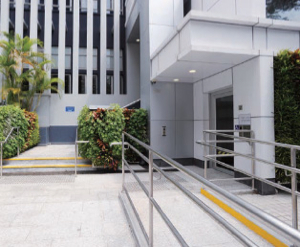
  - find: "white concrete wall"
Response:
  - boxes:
[233,56,275,179]
[149,0,183,56]
[150,82,194,159]
[192,0,266,18]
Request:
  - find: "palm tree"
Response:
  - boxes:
[0,32,63,111]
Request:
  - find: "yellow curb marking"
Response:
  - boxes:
[4,157,85,161]
[201,188,288,247]
[2,164,92,169]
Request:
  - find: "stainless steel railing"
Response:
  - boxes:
[121,132,300,246]
[0,127,20,178]
[197,129,300,232]
[75,128,89,176]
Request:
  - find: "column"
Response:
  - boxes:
[73,0,80,94]
[58,0,66,92]
[100,0,107,94]
[114,0,120,94]
[86,0,94,95]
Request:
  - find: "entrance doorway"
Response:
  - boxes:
[210,91,234,174]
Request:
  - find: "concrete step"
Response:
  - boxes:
[3,157,91,166]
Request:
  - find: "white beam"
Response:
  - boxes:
[58,0,66,92]
[100,0,107,94]
[15,0,24,38]
[73,0,80,94]
[30,0,38,53]
[87,0,94,95]
[114,0,120,95]
[44,0,53,79]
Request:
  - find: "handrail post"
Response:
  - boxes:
[149,150,154,247]
[203,131,207,179]
[17,127,19,156]
[251,131,255,191]
[291,148,298,230]
[0,143,2,178]
[122,132,125,191]
[75,142,77,176]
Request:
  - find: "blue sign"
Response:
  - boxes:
[66,106,75,112]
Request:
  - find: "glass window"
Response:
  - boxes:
[53,0,59,10]
[65,74,72,94]
[78,74,86,94]
[80,0,87,12]
[51,74,58,94]
[106,75,114,95]
[21,81,29,92]
[93,0,98,13]
[120,50,123,71]
[106,49,123,71]
[266,0,300,22]
[120,75,126,95]
[51,47,71,69]
[107,0,113,13]
[79,48,97,70]
[92,75,99,94]
[66,0,72,11]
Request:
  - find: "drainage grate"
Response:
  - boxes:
[0,175,75,184]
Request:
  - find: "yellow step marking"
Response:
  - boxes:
[201,188,288,247]
[4,157,85,161]
[2,164,92,169]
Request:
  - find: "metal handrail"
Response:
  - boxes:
[198,129,300,234]
[0,127,20,178]
[121,132,300,246]
[74,128,89,176]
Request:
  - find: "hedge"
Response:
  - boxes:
[274,49,300,183]
[0,106,40,158]
[78,104,148,170]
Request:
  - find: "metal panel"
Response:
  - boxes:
[30,0,38,52]
[44,0,53,80]
[58,0,66,92]
[114,0,120,94]
[15,0,24,38]
[73,0,80,94]
[86,0,93,95]
[100,0,107,94]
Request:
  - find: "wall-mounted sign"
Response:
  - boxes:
[65,106,75,112]
[238,114,251,126]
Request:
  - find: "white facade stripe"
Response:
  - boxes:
[30,0,38,53]
[87,0,94,95]
[114,0,120,95]
[58,0,66,92]
[100,0,107,94]
[15,0,24,39]
[73,0,80,95]
[44,0,53,79]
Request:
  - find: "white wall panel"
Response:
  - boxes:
[30,0,38,53]
[190,21,253,50]
[15,0,24,38]
[253,27,267,50]
[101,0,107,94]
[58,0,66,92]
[149,0,174,26]
[175,84,193,121]
[73,0,80,95]
[268,29,300,52]
[176,121,194,158]
[87,0,93,95]
[203,69,232,93]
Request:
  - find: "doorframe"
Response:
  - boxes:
[209,88,234,175]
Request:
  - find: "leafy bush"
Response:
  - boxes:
[78,105,148,169]
[0,105,28,158]
[124,108,148,162]
[78,104,125,170]
[274,49,300,183]
[22,111,40,151]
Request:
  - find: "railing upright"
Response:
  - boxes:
[291,148,298,230]
[122,133,125,191]
[149,150,154,247]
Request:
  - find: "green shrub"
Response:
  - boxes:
[124,108,148,162]
[274,49,300,183]
[22,111,40,151]
[78,105,148,169]
[78,104,125,170]
[0,105,28,158]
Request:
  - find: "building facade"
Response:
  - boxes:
[125,0,300,194]
[0,0,300,193]
[0,0,140,144]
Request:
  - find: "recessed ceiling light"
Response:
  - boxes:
[136,39,140,42]
[189,70,196,73]
[173,79,179,82]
